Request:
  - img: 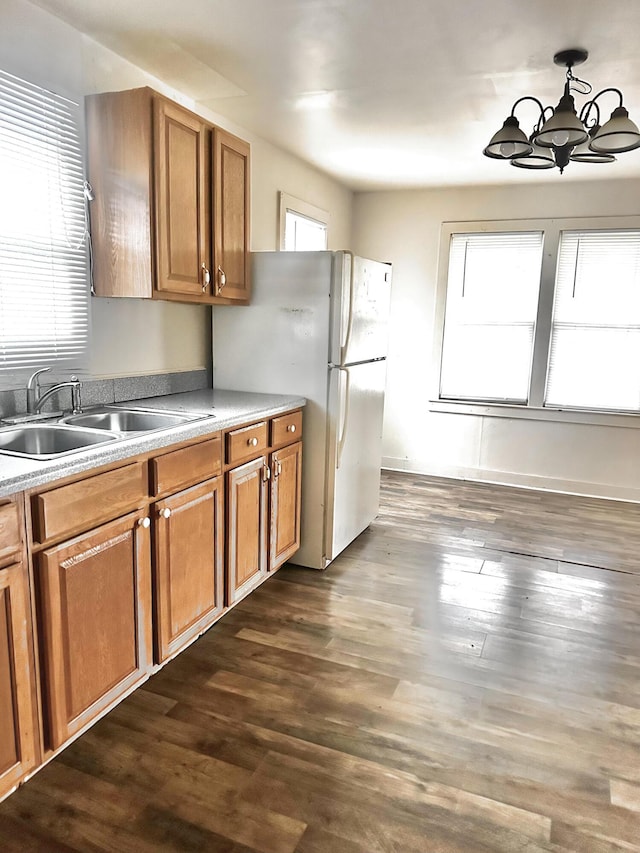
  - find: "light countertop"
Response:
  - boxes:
[0,388,305,497]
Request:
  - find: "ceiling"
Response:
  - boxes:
[30,0,640,190]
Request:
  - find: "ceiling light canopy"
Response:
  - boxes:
[483,49,640,173]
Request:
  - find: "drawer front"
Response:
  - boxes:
[152,435,222,497]
[32,461,148,545]
[226,421,268,467]
[271,410,303,448]
[0,498,22,566]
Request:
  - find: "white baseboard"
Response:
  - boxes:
[381,457,640,504]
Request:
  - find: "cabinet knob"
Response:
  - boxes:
[248,436,258,447]
[160,507,172,519]
[287,424,296,433]
[138,516,151,529]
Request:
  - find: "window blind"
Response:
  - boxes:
[0,69,88,381]
[440,232,544,403]
[545,230,640,412]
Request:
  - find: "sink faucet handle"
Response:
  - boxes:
[26,367,51,414]
[27,366,50,389]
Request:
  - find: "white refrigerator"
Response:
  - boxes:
[212,250,392,569]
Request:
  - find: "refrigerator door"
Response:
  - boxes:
[323,358,388,563]
[330,253,392,366]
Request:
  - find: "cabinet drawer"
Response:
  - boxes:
[32,461,148,545]
[226,421,268,466]
[152,435,221,497]
[271,410,302,448]
[0,498,22,566]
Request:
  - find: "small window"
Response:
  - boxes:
[545,230,640,412]
[0,68,89,385]
[440,232,544,403]
[278,192,328,251]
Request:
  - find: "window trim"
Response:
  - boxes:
[432,215,640,428]
[277,191,329,250]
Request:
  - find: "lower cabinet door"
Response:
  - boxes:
[0,561,38,799]
[37,510,153,750]
[227,456,268,605]
[270,441,302,571]
[154,477,224,663]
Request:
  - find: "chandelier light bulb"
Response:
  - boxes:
[500,141,516,157]
[551,130,571,146]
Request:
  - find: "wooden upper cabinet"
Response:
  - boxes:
[213,129,251,302]
[86,88,154,299]
[85,87,250,305]
[154,98,211,297]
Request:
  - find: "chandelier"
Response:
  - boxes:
[483,49,640,173]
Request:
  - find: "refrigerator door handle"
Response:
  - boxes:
[337,365,351,469]
[339,251,355,366]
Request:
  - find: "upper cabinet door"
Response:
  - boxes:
[213,129,251,302]
[154,98,211,297]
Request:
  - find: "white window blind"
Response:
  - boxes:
[0,69,88,380]
[440,232,544,403]
[545,230,640,412]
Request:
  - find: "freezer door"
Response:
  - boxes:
[330,254,392,366]
[324,359,387,563]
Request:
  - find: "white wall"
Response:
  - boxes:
[353,179,640,501]
[1,0,353,380]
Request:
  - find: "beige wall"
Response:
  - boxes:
[353,180,640,501]
[2,0,353,381]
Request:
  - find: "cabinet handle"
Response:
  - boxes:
[263,464,271,482]
[217,266,227,292]
[274,460,282,477]
[138,516,151,529]
[286,424,296,433]
[248,437,258,447]
[201,263,211,291]
[160,507,172,519]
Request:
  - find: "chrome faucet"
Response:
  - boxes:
[26,368,83,415]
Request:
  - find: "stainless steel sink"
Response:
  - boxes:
[62,407,204,432]
[0,424,120,460]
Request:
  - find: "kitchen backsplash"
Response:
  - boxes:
[0,369,210,419]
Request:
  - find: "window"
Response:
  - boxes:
[435,217,640,420]
[440,232,543,403]
[0,68,89,385]
[278,192,328,251]
[546,230,640,412]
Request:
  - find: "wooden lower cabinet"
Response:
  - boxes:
[153,476,224,663]
[36,510,153,750]
[270,441,302,571]
[226,456,269,605]
[0,561,38,800]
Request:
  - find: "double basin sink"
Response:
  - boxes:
[0,407,210,460]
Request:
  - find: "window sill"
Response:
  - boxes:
[428,399,640,430]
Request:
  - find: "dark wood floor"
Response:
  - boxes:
[2,471,640,852]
